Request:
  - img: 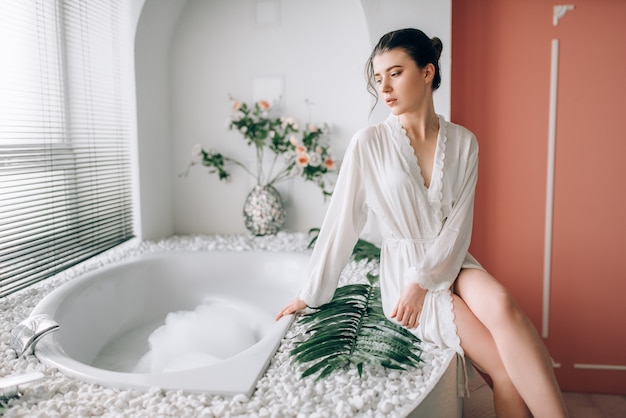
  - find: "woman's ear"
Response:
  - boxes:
[423,63,436,85]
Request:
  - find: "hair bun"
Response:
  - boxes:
[431,37,443,60]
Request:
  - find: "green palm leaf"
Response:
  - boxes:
[291,235,422,379]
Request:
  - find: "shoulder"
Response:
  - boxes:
[443,118,478,153]
[444,119,477,143]
[350,119,395,152]
[352,123,386,145]
[352,116,402,148]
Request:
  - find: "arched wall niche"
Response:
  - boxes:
[134,0,451,238]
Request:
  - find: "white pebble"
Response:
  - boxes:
[350,395,365,410]
[247,399,262,410]
[335,400,346,416]
[232,393,248,403]
[289,395,300,408]
[379,400,394,414]
[335,375,348,384]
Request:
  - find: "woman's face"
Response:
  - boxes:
[372,48,432,115]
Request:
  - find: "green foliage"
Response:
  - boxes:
[351,239,382,264]
[181,99,337,197]
[292,232,422,379]
[198,149,230,180]
[228,101,298,151]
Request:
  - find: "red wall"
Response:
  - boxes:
[452,0,626,394]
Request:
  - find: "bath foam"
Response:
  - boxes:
[135,298,273,373]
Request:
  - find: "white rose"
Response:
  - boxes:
[308,152,322,167]
[282,117,295,129]
[191,144,203,157]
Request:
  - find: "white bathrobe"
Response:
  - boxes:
[299,114,483,390]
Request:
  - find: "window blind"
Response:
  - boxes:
[0,0,134,298]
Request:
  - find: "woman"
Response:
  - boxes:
[276,28,568,417]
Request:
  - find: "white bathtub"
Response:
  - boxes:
[30,250,310,397]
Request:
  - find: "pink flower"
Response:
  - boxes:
[323,158,336,170]
[289,135,299,146]
[232,101,242,111]
[258,100,270,110]
[295,145,307,154]
[296,153,310,167]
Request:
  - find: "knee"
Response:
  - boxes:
[457,269,528,330]
[484,288,525,329]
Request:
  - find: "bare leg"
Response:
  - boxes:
[455,268,569,417]
[451,294,531,418]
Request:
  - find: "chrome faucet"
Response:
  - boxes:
[10,314,60,358]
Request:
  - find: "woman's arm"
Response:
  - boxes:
[276,134,369,320]
[409,136,479,291]
[297,134,370,307]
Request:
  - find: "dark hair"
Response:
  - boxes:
[365,28,443,107]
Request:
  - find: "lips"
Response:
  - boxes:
[385,98,397,106]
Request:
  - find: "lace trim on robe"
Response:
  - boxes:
[441,289,470,397]
[386,115,448,228]
[429,116,447,229]
[386,115,422,195]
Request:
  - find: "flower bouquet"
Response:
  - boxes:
[183,99,337,196]
[182,98,338,235]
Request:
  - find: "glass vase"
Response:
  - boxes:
[242,184,286,236]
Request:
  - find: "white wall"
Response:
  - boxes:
[134,0,451,238]
[134,0,187,239]
[170,0,370,235]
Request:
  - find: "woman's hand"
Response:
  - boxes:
[391,283,427,329]
[275,298,307,321]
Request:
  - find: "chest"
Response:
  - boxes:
[409,138,437,189]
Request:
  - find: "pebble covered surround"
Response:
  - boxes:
[0,233,452,417]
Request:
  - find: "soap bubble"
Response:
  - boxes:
[136,299,262,373]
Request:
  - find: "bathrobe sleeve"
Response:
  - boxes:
[298,134,369,307]
[410,136,479,291]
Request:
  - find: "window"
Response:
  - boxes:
[0,0,134,297]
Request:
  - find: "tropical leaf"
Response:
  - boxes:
[291,236,422,380]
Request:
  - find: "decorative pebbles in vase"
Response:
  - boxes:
[243,184,286,236]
